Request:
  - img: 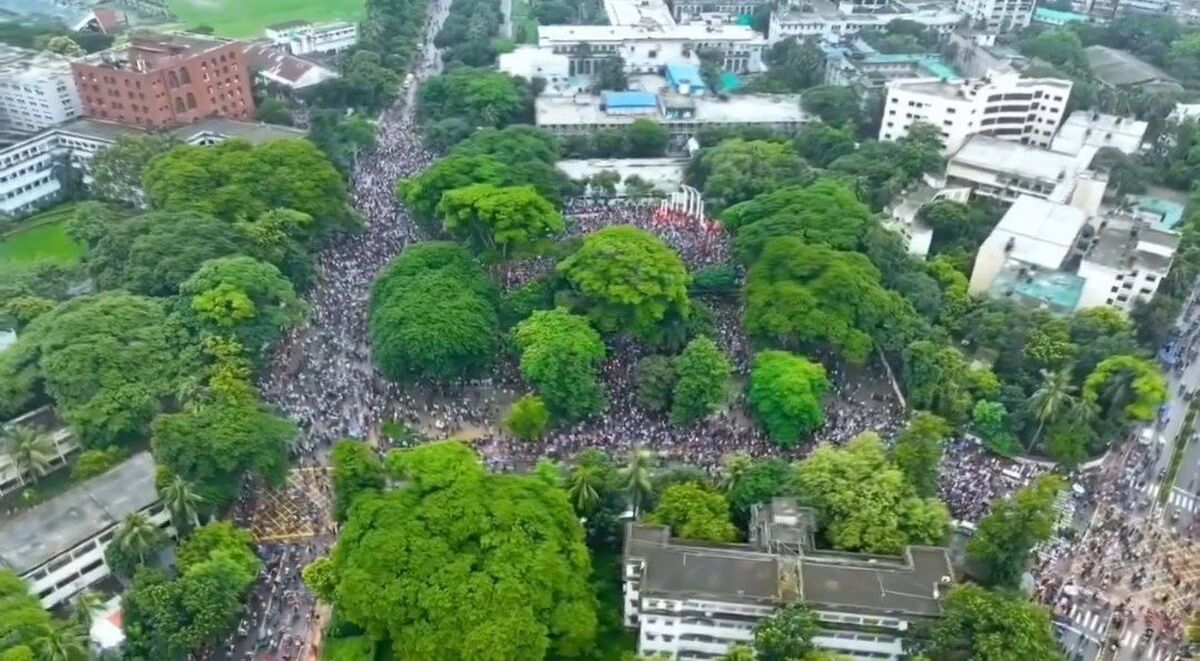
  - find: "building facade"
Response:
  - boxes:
[539,22,767,75]
[955,0,1035,30]
[623,498,954,660]
[71,33,255,129]
[0,407,78,498]
[0,48,85,135]
[945,135,1108,214]
[1075,214,1179,312]
[880,71,1072,154]
[769,0,963,43]
[265,20,359,56]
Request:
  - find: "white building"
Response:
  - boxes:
[244,43,339,91]
[0,407,79,498]
[0,117,306,215]
[955,0,1034,31]
[264,20,358,56]
[556,157,689,196]
[945,135,1108,214]
[1076,214,1180,312]
[1049,110,1148,162]
[880,71,1072,154]
[499,46,572,86]
[769,0,963,43]
[539,21,767,74]
[968,195,1089,296]
[0,47,84,135]
[624,498,954,660]
[0,453,172,608]
[884,176,972,258]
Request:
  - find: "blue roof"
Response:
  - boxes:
[665,62,706,91]
[1033,7,1089,23]
[1130,195,1186,232]
[601,91,658,108]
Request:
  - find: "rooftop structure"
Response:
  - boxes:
[988,261,1087,313]
[884,178,972,258]
[1083,46,1183,93]
[769,0,963,43]
[264,20,359,56]
[0,46,84,135]
[243,43,339,90]
[969,195,1089,294]
[947,32,1029,77]
[823,41,959,88]
[624,498,954,659]
[556,157,689,194]
[0,453,171,607]
[664,61,708,94]
[498,47,571,88]
[1128,194,1186,233]
[538,20,767,75]
[955,0,1034,31]
[1050,110,1148,161]
[605,0,677,26]
[945,135,1107,213]
[1077,213,1180,312]
[1032,6,1094,24]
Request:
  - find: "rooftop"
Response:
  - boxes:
[0,453,158,575]
[988,260,1086,312]
[888,70,1071,102]
[77,32,234,72]
[0,46,75,80]
[1052,111,1148,159]
[537,92,807,126]
[604,0,677,27]
[664,61,707,92]
[538,22,764,44]
[1032,7,1091,23]
[950,135,1081,184]
[243,43,337,88]
[603,90,659,108]
[55,117,306,144]
[1084,46,1181,89]
[988,195,1088,270]
[1084,214,1180,272]
[1129,195,1186,232]
[0,0,93,27]
[265,19,313,30]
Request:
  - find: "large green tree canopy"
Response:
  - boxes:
[686,139,814,211]
[142,139,354,237]
[723,179,874,262]
[792,433,950,554]
[0,292,185,445]
[513,308,607,421]
[747,350,829,446]
[369,242,499,382]
[311,441,597,659]
[417,68,532,129]
[437,183,565,257]
[923,584,1063,661]
[557,225,691,341]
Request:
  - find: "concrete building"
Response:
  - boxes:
[667,0,771,19]
[536,90,808,141]
[0,117,305,215]
[623,498,954,660]
[556,157,690,195]
[0,407,78,498]
[499,47,572,87]
[71,33,255,129]
[822,40,959,88]
[880,71,1072,153]
[955,0,1034,30]
[243,43,339,91]
[1050,110,1148,162]
[1083,46,1183,94]
[264,20,359,56]
[947,32,1029,77]
[0,47,85,135]
[884,177,972,257]
[945,135,1108,214]
[768,0,963,43]
[1076,213,1180,312]
[539,21,767,75]
[0,453,171,608]
[968,195,1089,296]
[1031,6,1096,24]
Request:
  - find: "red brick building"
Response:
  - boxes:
[71,33,255,129]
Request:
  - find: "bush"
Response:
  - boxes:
[505,394,551,440]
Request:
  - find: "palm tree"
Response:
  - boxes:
[3,425,56,484]
[1027,367,1077,448]
[71,591,104,630]
[32,622,88,661]
[159,476,204,533]
[621,448,655,518]
[720,453,752,493]
[567,466,602,513]
[113,513,164,567]
[1100,367,1137,421]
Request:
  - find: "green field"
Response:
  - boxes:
[0,207,84,266]
[167,0,365,38]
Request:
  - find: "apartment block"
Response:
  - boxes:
[0,47,84,135]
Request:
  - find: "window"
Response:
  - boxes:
[179,68,191,84]
[168,71,179,87]
[186,92,197,109]
[174,97,185,112]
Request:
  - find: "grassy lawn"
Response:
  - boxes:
[167,0,365,38]
[0,206,83,267]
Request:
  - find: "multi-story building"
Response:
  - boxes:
[0,47,84,135]
[1049,110,1148,162]
[0,453,172,608]
[945,135,1108,214]
[0,407,78,498]
[884,177,972,257]
[1072,0,1174,17]
[539,21,767,75]
[1083,45,1183,94]
[71,33,255,129]
[1076,213,1180,312]
[768,0,963,43]
[623,498,954,660]
[822,41,960,88]
[536,90,809,143]
[243,43,340,91]
[666,0,771,19]
[880,71,1072,154]
[264,20,359,56]
[0,117,305,215]
[955,0,1034,30]
[969,195,1090,297]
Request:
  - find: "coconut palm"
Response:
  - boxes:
[3,425,56,484]
[32,622,88,661]
[1027,367,1077,448]
[71,591,104,630]
[621,448,655,518]
[159,475,204,533]
[112,512,164,567]
[720,453,752,493]
[1100,366,1138,421]
[566,466,603,513]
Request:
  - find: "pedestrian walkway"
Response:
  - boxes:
[1117,629,1176,661]
[1167,487,1197,513]
[1065,602,1109,641]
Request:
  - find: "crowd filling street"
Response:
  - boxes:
[207,10,1200,661]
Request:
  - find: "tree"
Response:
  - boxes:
[724,179,873,262]
[1081,355,1167,423]
[159,475,204,534]
[369,243,499,382]
[143,139,354,238]
[592,56,629,91]
[1027,367,1077,448]
[649,482,738,542]
[745,238,919,363]
[175,256,306,361]
[565,449,627,547]
[308,111,378,173]
[557,226,691,341]
[923,584,1063,660]
[972,400,1019,456]
[792,434,950,554]
[635,355,677,412]
[1019,29,1086,72]
[151,399,295,508]
[111,512,167,569]
[417,68,532,129]
[754,604,820,661]
[687,139,813,211]
[725,457,793,528]
[792,122,856,167]
[0,569,54,653]
[70,591,104,630]
[310,442,597,659]
[88,135,176,206]
[802,86,863,128]
[514,308,606,421]
[30,623,87,661]
[330,440,386,521]
[967,475,1065,588]
[2,425,55,484]
[451,125,560,165]
[256,98,294,125]
[505,394,552,440]
[757,37,825,91]
[622,448,656,517]
[669,337,731,424]
[0,292,185,446]
[892,413,950,499]
[748,350,828,446]
[622,119,669,157]
[43,35,84,57]
[902,340,980,424]
[437,184,564,258]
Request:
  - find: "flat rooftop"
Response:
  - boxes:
[0,452,158,575]
[950,135,1080,184]
[1129,194,1186,232]
[556,157,688,191]
[1084,46,1180,89]
[55,117,306,144]
[1085,215,1179,272]
[989,195,1088,269]
[538,22,764,44]
[0,45,74,79]
[604,0,676,27]
[801,547,951,617]
[1052,110,1147,159]
[989,260,1085,312]
[78,32,232,71]
[537,93,806,126]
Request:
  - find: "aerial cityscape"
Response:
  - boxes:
[1,0,1200,658]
